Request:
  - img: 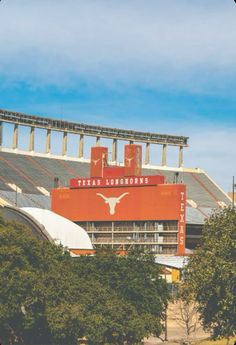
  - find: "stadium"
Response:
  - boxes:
[0,108,231,258]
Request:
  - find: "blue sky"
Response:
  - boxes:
[0,0,236,191]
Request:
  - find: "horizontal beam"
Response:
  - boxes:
[0,108,188,146]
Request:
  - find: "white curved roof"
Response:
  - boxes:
[21,207,93,250]
[155,255,189,269]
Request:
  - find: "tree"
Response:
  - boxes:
[169,293,201,342]
[184,207,236,341]
[74,248,169,342]
[0,217,169,345]
[0,216,85,345]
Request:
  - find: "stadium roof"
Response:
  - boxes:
[155,255,189,269]
[21,207,93,250]
[0,108,188,146]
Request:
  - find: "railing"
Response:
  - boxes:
[92,238,178,244]
[0,108,188,146]
[86,227,178,233]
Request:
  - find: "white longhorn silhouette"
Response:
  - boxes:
[92,159,100,165]
[126,157,134,167]
[96,192,129,215]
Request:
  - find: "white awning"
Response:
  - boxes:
[21,207,93,250]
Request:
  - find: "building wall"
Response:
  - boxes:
[77,220,179,254]
[51,183,186,255]
[51,184,185,221]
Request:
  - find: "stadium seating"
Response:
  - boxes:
[0,151,89,193]
[0,150,231,225]
[0,190,50,208]
[143,167,229,209]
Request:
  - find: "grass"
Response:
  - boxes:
[197,338,236,345]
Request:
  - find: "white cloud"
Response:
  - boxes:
[0,0,235,191]
[184,127,236,192]
[0,0,236,92]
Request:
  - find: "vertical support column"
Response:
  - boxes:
[12,124,18,149]
[145,142,150,165]
[79,134,84,158]
[0,122,2,149]
[111,222,114,249]
[162,144,167,166]
[62,131,67,156]
[46,129,51,154]
[178,146,183,167]
[112,139,117,162]
[29,127,35,151]
[96,136,100,147]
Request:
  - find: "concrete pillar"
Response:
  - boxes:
[112,139,117,162]
[0,122,2,149]
[111,222,114,249]
[145,142,150,165]
[96,136,100,147]
[12,124,18,149]
[178,146,183,167]
[29,127,35,151]
[62,131,67,156]
[79,134,84,158]
[162,144,167,166]
[46,129,51,154]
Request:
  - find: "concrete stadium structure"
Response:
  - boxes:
[0,108,188,166]
[0,109,231,250]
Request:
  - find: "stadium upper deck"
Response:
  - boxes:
[0,148,230,226]
[0,109,231,234]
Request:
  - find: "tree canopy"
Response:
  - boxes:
[184,207,236,340]
[0,216,168,345]
[74,249,169,341]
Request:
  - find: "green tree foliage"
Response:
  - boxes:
[0,216,85,345]
[74,249,169,342]
[184,207,236,340]
[0,217,168,345]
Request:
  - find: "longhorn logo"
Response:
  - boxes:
[125,157,134,167]
[96,192,129,215]
[92,159,100,165]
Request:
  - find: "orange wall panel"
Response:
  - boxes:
[51,184,185,222]
[103,166,125,178]
[90,147,108,178]
[177,188,186,255]
[124,144,142,176]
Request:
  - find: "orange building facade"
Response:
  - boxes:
[51,145,186,255]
